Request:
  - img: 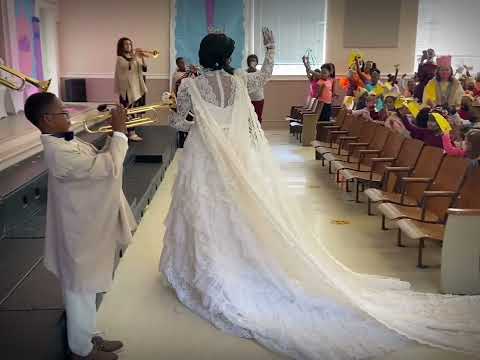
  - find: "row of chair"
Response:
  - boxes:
[311,109,480,276]
[286,98,324,145]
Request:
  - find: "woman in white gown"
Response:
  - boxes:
[160,28,480,360]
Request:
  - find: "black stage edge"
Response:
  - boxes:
[0,125,177,360]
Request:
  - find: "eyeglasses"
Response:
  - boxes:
[44,111,70,119]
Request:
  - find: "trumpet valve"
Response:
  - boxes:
[161,91,176,107]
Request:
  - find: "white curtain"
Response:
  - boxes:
[252,0,326,75]
[415,0,480,73]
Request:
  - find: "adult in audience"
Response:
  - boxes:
[414,48,437,102]
[423,57,464,109]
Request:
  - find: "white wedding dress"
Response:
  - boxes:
[160,60,480,359]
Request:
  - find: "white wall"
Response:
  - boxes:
[325,0,419,74]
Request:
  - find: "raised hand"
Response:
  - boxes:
[262,27,275,49]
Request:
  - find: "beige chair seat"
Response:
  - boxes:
[364,188,418,205]
[340,168,383,183]
[396,219,444,241]
[316,144,341,156]
[377,202,440,222]
[330,158,367,172]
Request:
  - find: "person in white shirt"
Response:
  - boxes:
[245,52,274,124]
[24,92,137,360]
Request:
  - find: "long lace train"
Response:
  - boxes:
[160,73,480,360]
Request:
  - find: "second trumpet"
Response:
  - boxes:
[83,93,176,133]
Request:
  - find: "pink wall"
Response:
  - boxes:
[58,0,170,78]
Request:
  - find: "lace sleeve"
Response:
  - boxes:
[169,80,195,132]
[246,47,275,94]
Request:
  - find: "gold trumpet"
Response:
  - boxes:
[83,92,176,133]
[0,63,51,91]
[134,48,160,59]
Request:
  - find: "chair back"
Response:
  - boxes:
[404,146,445,203]
[427,156,471,222]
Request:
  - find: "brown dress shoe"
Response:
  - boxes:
[71,349,118,360]
[92,336,124,352]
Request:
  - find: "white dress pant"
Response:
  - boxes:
[63,289,96,356]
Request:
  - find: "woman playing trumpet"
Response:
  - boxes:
[114,37,149,141]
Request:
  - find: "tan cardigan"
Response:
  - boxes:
[114,56,147,104]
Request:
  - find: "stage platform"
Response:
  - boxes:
[0,105,178,360]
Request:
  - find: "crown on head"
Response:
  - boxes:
[207,25,225,34]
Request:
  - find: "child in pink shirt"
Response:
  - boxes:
[317,68,333,121]
[442,128,480,159]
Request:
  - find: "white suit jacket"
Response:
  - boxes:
[41,133,137,293]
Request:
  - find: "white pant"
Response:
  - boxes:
[63,289,96,356]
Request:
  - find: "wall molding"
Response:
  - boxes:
[61,73,170,80]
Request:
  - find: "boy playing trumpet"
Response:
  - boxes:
[24,92,137,360]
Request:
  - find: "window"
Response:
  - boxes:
[251,0,327,76]
[415,0,480,73]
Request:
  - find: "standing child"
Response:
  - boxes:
[171,57,198,95]
[246,53,271,123]
[171,57,198,147]
[317,67,333,121]
[24,92,137,360]
[302,55,321,99]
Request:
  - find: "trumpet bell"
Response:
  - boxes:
[135,48,160,59]
[0,64,51,92]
